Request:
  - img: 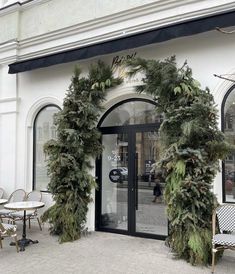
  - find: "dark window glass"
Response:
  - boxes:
[223,87,235,202]
[33,105,60,191]
[101,100,162,127]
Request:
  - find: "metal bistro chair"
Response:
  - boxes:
[0,189,26,223]
[0,222,19,252]
[10,191,43,230]
[211,204,235,273]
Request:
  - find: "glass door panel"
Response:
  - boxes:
[135,131,168,235]
[101,133,128,230]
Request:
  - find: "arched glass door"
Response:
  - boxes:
[96,99,168,239]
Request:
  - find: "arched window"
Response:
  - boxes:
[33,105,60,191]
[222,86,235,203]
[99,99,162,127]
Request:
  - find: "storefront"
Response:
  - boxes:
[1,0,235,235]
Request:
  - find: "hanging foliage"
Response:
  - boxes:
[41,61,122,242]
[126,56,231,265]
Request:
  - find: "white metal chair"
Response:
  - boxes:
[10,191,42,230]
[0,222,19,252]
[0,189,26,222]
[211,204,235,273]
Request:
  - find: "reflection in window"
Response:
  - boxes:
[33,105,60,191]
[101,100,162,127]
[223,87,235,203]
[51,125,57,139]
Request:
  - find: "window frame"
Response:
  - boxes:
[98,98,159,128]
[32,104,60,191]
[221,85,235,203]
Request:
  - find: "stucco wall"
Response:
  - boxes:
[0,0,157,43]
[0,11,18,42]
[20,0,157,39]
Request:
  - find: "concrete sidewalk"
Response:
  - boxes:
[0,224,234,274]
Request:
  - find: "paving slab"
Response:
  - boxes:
[0,224,234,274]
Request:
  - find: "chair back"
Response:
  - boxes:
[0,187,4,199]
[0,222,6,233]
[216,205,235,233]
[26,191,42,202]
[8,189,26,203]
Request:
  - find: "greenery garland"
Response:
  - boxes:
[41,55,231,264]
[41,61,122,242]
[126,56,231,265]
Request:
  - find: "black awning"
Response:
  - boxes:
[8,9,235,74]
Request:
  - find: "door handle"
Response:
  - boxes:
[135,153,138,210]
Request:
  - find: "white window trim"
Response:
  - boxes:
[24,96,62,192]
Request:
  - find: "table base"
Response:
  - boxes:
[10,238,39,251]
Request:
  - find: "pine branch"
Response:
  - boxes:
[126,56,231,265]
[42,61,122,242]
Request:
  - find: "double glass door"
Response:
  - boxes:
[97,127,168,239]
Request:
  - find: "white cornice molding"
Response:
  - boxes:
[0,39,18,52]
[0,40,18,64]
[0,55,18,64]
[20,0,235,49]
[18,0,196,47]
[0,0,191,15]
[0,0,50,15]
[2,0,235,62]
[20,0,50,10]
[0,97,19,103]
[0,1,20,14]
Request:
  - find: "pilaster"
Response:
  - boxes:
[0,62,19,195]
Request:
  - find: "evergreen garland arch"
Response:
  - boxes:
[42,56,231,265]
[126,56,231,265]
[41,61,122,242]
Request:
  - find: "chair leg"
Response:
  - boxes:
[10,218,15,225]
[13,235,19,253]
[37,217,42,231]
[28,218,31,229]
[211,247,216,274]
[0,236,2,249]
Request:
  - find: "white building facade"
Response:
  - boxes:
[1,0,235,238]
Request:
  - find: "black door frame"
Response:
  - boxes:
[95,123,167,240]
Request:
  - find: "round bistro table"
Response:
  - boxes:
[0,199,8,205]
[4,201,45,251]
